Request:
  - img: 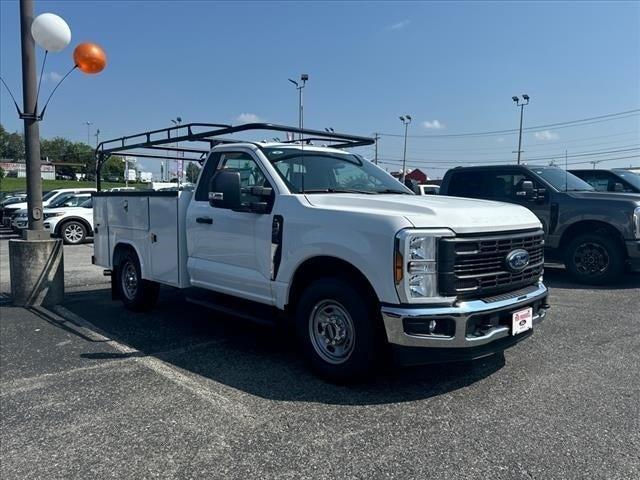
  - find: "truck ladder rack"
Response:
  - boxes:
[94,122,375,190]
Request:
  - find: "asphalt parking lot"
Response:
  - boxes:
[1,228,639,479]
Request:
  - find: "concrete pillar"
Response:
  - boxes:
[9,239,64,306]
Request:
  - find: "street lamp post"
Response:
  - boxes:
[399,115,412,183]
[288,74,308,140]
[171,116,182,184]
[512,94,530,164]
[19,0,47,239]
[85,121,92,145]
[5,0,106,307]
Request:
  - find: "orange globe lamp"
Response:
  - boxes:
[73,42,107,74]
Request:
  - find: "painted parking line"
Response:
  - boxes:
[48,305,255,422]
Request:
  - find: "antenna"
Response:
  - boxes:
[565,149,568,192]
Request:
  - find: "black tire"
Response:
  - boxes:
[295,278,382,382]
[116,250,159,311]
[60,220,87,245]
[564,233,624,285]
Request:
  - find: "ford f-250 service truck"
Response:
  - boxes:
[92,123,550,381]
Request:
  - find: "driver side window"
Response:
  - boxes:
[217,152,272,207]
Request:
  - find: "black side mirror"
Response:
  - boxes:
[209,171,242,210]
[517,180,535,200]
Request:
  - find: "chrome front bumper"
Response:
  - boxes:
[381,282,548,350]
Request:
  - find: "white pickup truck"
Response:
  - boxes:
[92,123,549,381]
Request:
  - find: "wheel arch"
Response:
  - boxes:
[55,216,93,237]
[559,220,626,255]
[286,256,379,312]
[112,242,148,280]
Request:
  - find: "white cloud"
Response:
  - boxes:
[422,120,445,130]
[236,113,261,124]
[534,130,559,140]
[387,20,410,30]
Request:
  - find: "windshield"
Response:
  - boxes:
[262,147,412,194]
[42,190,58,202]
[532,168,594,192]
[613,170,640,189]
[48,193,75,208]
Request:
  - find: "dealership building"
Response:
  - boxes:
[0,160,56,180]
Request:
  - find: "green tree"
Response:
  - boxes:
[102,156,125,180]
[186,162,201,183]
[0,124,25,160]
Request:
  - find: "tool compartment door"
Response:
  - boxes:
[149,193,180,286]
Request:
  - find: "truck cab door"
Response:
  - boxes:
[483,169,552,235]
[186,150,275,305]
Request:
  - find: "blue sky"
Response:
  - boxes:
[1,0,639,177]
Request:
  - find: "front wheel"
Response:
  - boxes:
[295,278,382,382]
[564,233,624,285]
[116,251,159,311]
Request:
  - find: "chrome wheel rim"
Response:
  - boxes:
[63,223,84,243]
[574,241,609,276]
[121,261,138,300]
[309,300,355,365]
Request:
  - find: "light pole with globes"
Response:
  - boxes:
[2,0,107,306]
[399,115,412,183]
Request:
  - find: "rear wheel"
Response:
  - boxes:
[116,250,159,311]
[61,220,86,245]
[295,278,382,382]
[564,233,624,285]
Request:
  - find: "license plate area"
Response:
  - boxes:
[512,307,533,336]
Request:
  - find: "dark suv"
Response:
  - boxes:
[569,169,640,194]
[440,165,640,284]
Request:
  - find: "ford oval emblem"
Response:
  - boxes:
[506,249,530,272]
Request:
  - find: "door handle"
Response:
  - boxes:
[196,216,213,224]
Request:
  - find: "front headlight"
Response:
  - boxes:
[634,207,640,239]
[44,212,64,219]
[394,229,454,303]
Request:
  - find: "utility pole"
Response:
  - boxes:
[373,133,380,165]
[399,116,412,183]
[512,94,530,164]
[95,128,100,148]
[20,0,46,238]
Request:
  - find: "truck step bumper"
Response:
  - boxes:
[381,282,549,366]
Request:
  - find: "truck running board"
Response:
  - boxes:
[184,290,281,328]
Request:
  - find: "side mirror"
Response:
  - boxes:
[209,171,242,210]
[517,180,535,200]
[613,182,624,192]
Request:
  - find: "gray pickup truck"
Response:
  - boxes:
[440,165,640,284]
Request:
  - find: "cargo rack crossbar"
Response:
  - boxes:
[94,122,375,191]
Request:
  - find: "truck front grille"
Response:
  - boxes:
[438,229,544,299]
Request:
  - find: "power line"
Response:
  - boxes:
[378,109,640,139]
[376,146,640,164]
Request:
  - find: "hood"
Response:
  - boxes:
[305,194,541,234]
[44,206,91,214]
[2,202,27,211]
[567,191,640,203]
